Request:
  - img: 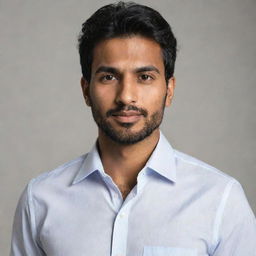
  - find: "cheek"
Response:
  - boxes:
[139,86,166,106]
[90,86,115,109]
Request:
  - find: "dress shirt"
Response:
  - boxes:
[10,131,256,256]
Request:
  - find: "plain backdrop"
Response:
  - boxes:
[1,0,256,254]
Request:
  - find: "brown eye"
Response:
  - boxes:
[99,74,116,83]
[139,74,154,81]
[105,75,115,80]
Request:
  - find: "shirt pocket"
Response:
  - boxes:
[143,246,197,256]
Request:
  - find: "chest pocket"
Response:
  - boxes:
[143,246,197,256]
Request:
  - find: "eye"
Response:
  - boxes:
[139,74,154,82]
[103,74,115,80]
[99,74,117,83]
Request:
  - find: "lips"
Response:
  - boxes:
[112,111,142,116]
[112,111,142,123]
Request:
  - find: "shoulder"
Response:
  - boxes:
[172,149,255,239]
[14,154,87,220]
[172,149,247,209]
[26,154,87,196]
[173,149,235,185]
[172,149,255,217]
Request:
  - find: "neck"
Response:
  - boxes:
[97,129,160,195]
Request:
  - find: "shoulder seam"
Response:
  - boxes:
[33,157,85,183]
[174,150,230,179]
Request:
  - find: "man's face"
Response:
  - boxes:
[81,36,175,144]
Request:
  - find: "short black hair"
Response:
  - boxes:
[78,1,177,83]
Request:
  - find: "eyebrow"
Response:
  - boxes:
[134,66,160,74]
[95,65,160,75]
[95,66,118,75]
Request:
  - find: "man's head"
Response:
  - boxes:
[78,1,177,144]
[78,1,177,84]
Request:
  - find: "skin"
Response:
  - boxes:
[81,36,175,199]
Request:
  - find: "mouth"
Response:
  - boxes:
[111,111,143,123]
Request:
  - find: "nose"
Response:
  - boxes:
[115,76,138,105]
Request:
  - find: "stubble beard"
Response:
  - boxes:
[90,95,167,145]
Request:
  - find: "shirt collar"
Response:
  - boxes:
[72,142,104,185]
[72,130,176,185]
[145,131,176,183]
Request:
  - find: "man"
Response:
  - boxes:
[11,2,256,256]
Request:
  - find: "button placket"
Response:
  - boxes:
[111,198,136,256]
[103,174,123,211]
[109,170,148,256]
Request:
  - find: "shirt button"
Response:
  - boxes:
[119,212,125,218]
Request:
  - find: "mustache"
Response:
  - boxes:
[106,105,148,117]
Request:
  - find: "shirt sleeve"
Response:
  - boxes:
[212,180,256,255]
[10,182,45,256]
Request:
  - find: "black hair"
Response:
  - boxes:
[78,1,177,83]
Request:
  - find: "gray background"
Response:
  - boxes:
[1,0,255,254]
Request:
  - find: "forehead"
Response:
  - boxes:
[91,36,165,73]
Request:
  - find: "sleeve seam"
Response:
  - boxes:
[27,178,43,254]
[210,178,237,254]
[27,179,36,235]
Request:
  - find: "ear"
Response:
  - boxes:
[165,77,176,107]
[80,77,91,106]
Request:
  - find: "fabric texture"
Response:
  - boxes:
[10,131,256,256]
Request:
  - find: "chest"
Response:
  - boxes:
[37,182,216,256]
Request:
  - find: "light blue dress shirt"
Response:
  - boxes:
[11,131,256,256]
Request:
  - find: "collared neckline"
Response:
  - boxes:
[145,131,176,183]
[72,130,176,185]
[72,141,104,185]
